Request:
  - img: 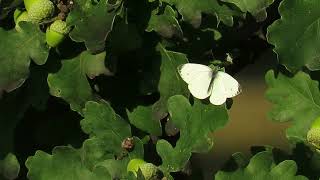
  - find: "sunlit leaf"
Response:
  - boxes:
[265,70,320,143]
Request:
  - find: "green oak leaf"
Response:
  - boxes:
[26,139,144,180]
[222,0,274,22]
[156,95,228,172]
[267,0,320,72]
[26,146,111,180]
[81,101,132,156]
[26,101,144,180]
[265,70,320,143]
[67,0,119,53]
[127,44,189,136]
[80,101,144,178]
[0,22,49,94]
[146,6,182,38]
[127,106,163,137]
[82,137,144,172]
[215,151,308,180]
[0,153,20,180]
[97,159,127,179]
[97,156,145,179]
[81,137,114,169]
[47,51,109,113]
[162,0,240,27]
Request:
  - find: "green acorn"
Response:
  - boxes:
[139,163,159,179]
[127,159,159,179]
[24,0,55,23]
[14,10,30,32]
[46,20,70,47]
[307,117,320,149]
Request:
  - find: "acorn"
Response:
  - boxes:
[139,163,159,179]
[46,20,70,47]
[24,0,55,23]
[307,116,320,149]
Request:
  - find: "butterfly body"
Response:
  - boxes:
[178,63,241,105]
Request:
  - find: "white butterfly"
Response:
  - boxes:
[178,63,241,105]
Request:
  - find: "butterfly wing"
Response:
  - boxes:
[209,77,227,105]
[209,71,241,105]
[178,63,214,99]
[216,71,241,98]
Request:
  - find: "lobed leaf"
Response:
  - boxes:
[222,0,274,22]
[0,22,49,94]
[67,0,119,53]
[146,6,182,38]
[215,150,308,180]
[265,70,320,143]
[26,146,112,180]
[80,101,144,178]
[47,51,110,113]
[127,44,189,136]
[157,95,228,172]
[27,102,144,180]
[81,101,132,156]
[162,0,241,27]
[267,0,320,72]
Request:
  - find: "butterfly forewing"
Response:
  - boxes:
[187,72,213,99]
[178,63,213,84]
[179,63,214,99]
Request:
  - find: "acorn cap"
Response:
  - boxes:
[307,127,320,149]
[28,0,54,23]
[139,163,159,179]
[49,20,70,35]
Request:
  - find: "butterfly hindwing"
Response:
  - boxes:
[209,77,227,105]
[215,71,241,98]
